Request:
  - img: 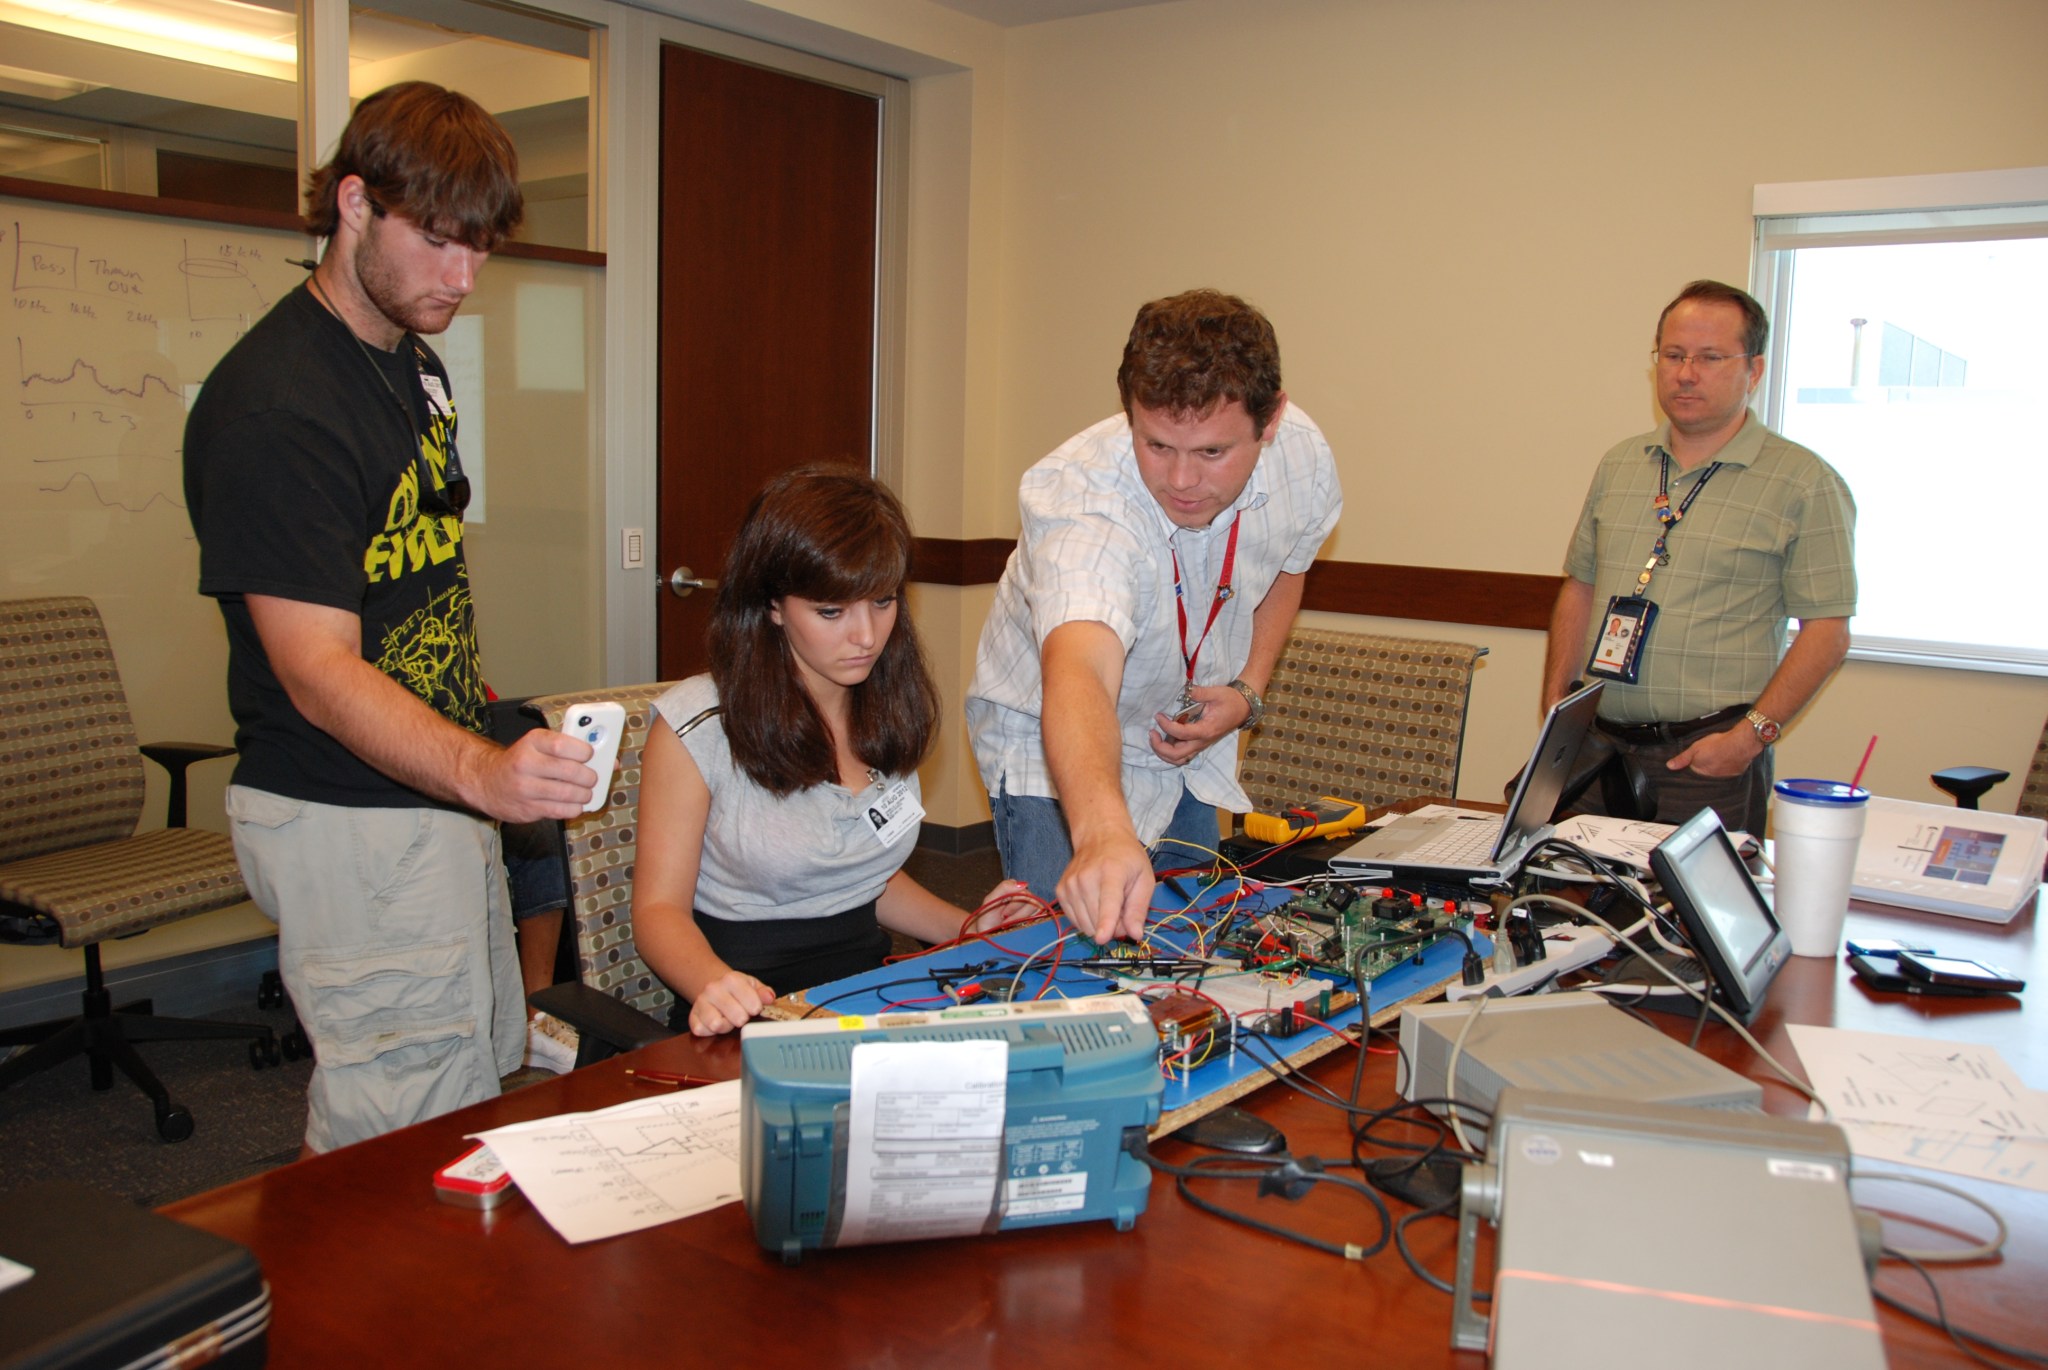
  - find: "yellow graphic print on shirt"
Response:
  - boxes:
[375,575,487,734]
[364,399,464,585]
[362,369,484,734]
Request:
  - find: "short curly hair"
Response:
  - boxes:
[1116,289,1283,432]
[304,82,523,252]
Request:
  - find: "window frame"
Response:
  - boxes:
[1750,167,2048,679]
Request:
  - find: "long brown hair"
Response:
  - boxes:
[709,466,938,795]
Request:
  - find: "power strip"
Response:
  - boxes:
[1447,924,1614,1000]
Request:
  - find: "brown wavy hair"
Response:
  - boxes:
[709,465,939,796]
[305,82,523,252]
[1116,288,1284,431]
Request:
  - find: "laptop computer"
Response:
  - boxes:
[1328,681,1603,884]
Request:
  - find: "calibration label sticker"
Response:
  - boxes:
[1004,1173,1087,1216]
[1767,1158,1838,1183]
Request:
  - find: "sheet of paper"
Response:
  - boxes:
[836,1039,1007,1247]
[1786,1024,2048,1192]
[473,1080,743,1245]
[1550,814,1678,872]
[1368,794,1482,827]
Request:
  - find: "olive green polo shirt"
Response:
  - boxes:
[1563,414,1857,725]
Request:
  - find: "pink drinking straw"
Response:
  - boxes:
[1851,735,1878,791]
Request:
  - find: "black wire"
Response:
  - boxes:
[1878,1249,2048,1368]
[1391,1193,1483,1298]
[797,967,993,1017]
[1134,1143,1392,1261]
[1523,836,1678,936]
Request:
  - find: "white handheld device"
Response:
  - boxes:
[559,701,626,813]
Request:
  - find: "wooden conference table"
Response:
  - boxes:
[165,887,2046,1368]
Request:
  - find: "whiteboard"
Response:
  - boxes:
[5,202,308,517]
[2,191,604,836]
[2,197,314,833]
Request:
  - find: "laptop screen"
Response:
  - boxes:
[1495,681,1605,859]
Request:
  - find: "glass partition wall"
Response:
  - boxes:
[0,0,604,835]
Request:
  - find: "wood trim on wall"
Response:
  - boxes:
[910,537,1014,587]
[0,175,605,266]
[909,536,1563,632]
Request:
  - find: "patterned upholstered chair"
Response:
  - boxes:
[1237,628,1487,821]
[2024,720,2048,824]
[522,683,682,1066]
[0,596,275,1142]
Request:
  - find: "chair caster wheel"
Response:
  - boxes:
[250,1037,280,1070]
[281,1029,310,1062]
[157,1105,194,1142]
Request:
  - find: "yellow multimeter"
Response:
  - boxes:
[1243,796,1367,845]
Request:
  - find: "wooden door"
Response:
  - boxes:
[656,44,880,681]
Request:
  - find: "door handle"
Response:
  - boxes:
[666,566,719,599]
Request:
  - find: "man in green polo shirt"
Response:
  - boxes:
[1540,279,1857,834]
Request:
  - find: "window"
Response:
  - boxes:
[1752,169,2048,676]
[0,0,299,209]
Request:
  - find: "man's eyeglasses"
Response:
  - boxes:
[1653,349,1752,370]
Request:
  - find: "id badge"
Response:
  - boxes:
[1586,596,1657,684]
[863,779,925,849]
[419,373,451,418]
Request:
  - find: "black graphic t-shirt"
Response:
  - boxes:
[185,283,485,809]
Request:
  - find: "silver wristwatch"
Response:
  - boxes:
[1225,678,1264,732]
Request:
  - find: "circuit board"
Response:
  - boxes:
[1245,882,1482,984]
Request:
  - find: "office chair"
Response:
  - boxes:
[1931,716,2048,879]
[520,683,681,1066]
[1238,628,1486,820]
[1932,716,2048,816]
[0,596,277,1142]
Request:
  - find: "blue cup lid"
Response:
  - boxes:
[1773,778,1870,803]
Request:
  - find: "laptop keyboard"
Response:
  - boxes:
[1405,817,1503,865]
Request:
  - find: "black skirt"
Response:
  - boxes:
[668,900,890,1029]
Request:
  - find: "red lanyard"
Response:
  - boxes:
[1170,514,1242,687]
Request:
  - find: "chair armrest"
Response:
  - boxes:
[1931,765,2010,810]
[528,982,678,1068]
[139,742,237,829]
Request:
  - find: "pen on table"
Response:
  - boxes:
[624,1069,720,1088]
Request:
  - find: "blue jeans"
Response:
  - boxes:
[989,782,1220,903]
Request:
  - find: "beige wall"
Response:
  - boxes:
[896,0,2047,825]
[8,0,2044,840]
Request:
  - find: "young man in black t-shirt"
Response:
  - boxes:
[184,83,599,1153]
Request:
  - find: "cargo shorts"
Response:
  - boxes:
[227,786,525,1153]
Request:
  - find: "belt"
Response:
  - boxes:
[1596,702,1750,746]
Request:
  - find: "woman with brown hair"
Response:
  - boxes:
[634,466,1023,1035]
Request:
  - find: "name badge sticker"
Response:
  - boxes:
[419,373,451,417]
[863,779,925,849]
